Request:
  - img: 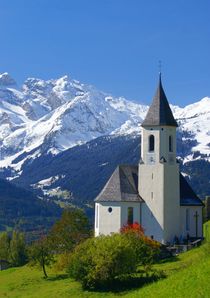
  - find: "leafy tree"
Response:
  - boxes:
[0,232,10,261]
[28,236,54,278]
[9,231,27,266]
[49,208,90,253]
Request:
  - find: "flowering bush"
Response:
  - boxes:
[120,222,145,235]
[121,222,160,266]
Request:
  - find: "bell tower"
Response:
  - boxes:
[139,74,180,244]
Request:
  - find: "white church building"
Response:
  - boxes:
[94,75,204,244]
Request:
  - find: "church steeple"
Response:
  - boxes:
[142,74,178,127]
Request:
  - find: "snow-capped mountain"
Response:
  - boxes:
[174,97,210,158]
[0,72,209,179]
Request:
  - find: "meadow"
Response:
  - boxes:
[1,222,210,298]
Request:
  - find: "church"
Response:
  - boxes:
[94,75,204,244]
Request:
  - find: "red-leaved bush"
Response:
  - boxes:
[120,222,160,264]
[120,222,144,235]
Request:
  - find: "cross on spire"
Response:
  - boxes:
[158,60,162,75]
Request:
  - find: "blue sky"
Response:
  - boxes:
[0,0,209,106]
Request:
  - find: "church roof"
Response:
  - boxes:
[95,165,203,206]
[95,165,143,202]
[180,173,204,206]
[142,74,178,127]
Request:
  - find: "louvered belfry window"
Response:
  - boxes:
[169,135,173,152]
[149,135,155,152]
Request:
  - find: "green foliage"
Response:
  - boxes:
[49,208,90,253]
[0,231,27,267]
[28,236,54,278]
[1,237,210,297]
[67,232,158,289]
[120,222,160,267]
[9,231,27,266]
[0,232,10,260]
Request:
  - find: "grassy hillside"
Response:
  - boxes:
[1,223,210,298]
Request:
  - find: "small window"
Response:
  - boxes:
[151,192,153,199]
[186,209,190,231]
[169,135,173,152]
[127,207,133,225]
[108,207,112,213]
[149,135,155,152]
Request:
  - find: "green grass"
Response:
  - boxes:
[1,222,210,298]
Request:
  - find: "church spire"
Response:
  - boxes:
[142,75,178,127]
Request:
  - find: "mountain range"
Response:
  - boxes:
[0,72,209,224]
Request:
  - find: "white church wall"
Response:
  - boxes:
[163,163,180,243]
[180,206,203,238]
[95,202,121,236]
[141,203,163,242]
[139,163,165,242]
[95,202,141,236]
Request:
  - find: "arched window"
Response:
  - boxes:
[127,207,134,225]
[169,135,173,152]
[149,135,155,152]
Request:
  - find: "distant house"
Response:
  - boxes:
[0,259,10,271]
[94,74,204,244]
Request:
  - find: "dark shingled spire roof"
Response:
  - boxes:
[142,74,178,127]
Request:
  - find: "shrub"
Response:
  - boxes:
[67,234,137,289]
[67,228,160,289]
[121,222,160,266]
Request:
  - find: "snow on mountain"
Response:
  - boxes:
[0,73,146,171]
[174,97,210,157]
[0,72,209,176]
[0,72,17,87]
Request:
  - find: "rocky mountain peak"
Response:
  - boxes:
[0,72,17,87]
